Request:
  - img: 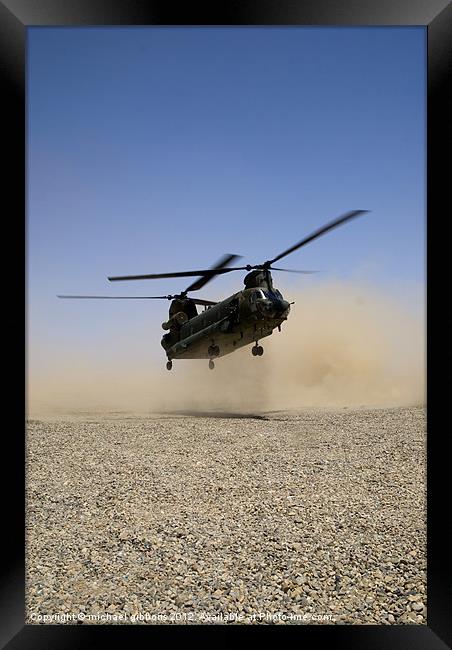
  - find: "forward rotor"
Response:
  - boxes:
[59,209,369,302]
[106,209,368,286]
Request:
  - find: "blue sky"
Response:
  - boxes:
[27,27,425,376]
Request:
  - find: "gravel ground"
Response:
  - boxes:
[26,406,426,625]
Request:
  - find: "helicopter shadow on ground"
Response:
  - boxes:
[157,409,272,421]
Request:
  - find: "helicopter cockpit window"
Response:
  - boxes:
[263,289,283,300]
[250,290,265,302]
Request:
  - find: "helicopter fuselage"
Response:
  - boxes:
[162,278,290,361]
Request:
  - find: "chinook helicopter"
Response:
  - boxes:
[58,210,368,370]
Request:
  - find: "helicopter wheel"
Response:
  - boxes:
[209,359,215,370]
[166,360,173,371]
[256,345,264,356]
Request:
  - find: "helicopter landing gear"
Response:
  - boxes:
[207,344,220,357]
[209,359,215,370]
[166,360,173,371]
[252,344,264,356]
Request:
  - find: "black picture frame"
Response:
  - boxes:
[2,1,450,647]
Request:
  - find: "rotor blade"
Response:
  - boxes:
[268,210,369,265]
[270,268,318,274]
[57,295,172,300]
[183,253,242,293]
[108,253,242,284]
[109,270,229,282]
[57,295,218,306]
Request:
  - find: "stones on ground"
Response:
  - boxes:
[26,406,426,625]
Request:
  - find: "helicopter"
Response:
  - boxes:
[58,209,368,370]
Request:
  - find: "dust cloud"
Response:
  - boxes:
[28,282,425,416]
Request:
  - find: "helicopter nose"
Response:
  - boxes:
[259,298,290,318]
[274,299,290,318]
[278,299,290,313]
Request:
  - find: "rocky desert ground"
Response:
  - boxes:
[26,406,426,625]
